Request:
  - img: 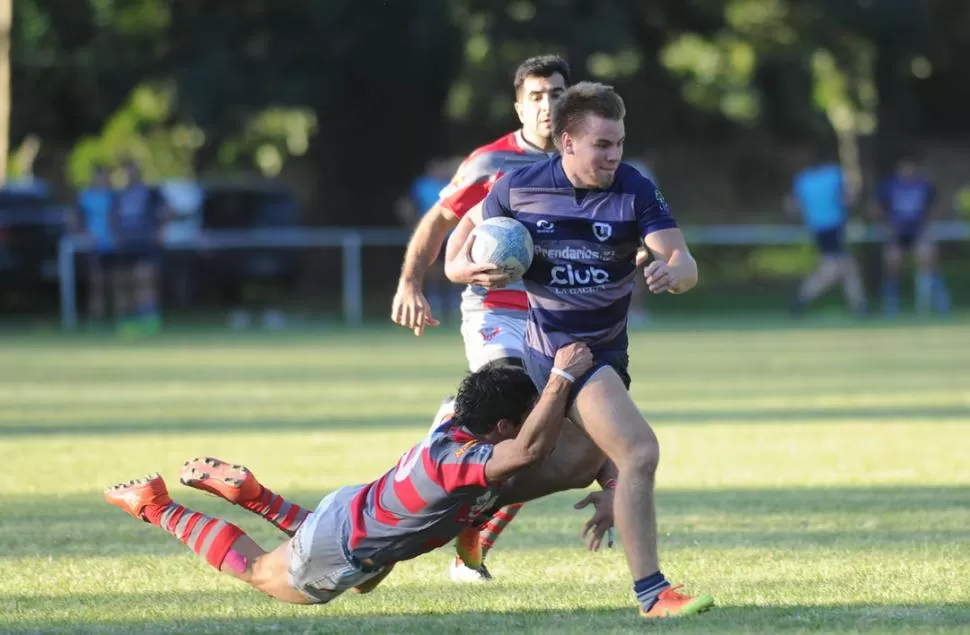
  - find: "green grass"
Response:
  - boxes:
[1,319,969,634]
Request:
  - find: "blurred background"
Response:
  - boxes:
[1,0,968,330]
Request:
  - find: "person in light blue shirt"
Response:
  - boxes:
[874,155,950,316]
[785,148,867,317]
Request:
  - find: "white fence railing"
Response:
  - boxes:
[57,221,970,330]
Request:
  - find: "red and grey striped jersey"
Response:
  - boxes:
[439,130,555,314]
[346,421,501,564]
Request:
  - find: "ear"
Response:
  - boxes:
[495,418,519,438]
[514,100,525,124]
[561,133,574,155]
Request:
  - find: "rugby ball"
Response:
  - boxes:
[470,217,534,283]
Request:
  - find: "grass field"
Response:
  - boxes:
[2,318,969,634]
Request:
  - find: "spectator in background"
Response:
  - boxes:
[873,155,951,316]
[785,147,868,317]
[159,180,203,312]
[73,164,117,323]
[395,158,460,321]
[113,160,167,337]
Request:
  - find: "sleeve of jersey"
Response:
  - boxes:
[634,176,679,238]
[438,154,495,219]
[438,442,494,491]
[480,172,514,222]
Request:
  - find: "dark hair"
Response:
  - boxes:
[551,81,626,150]
[452,365,538,436]
[513,55,571,98]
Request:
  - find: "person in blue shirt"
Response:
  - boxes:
[873,156,950,316]
[785,148,867,316]
[74,164,117,322]
[113,160,166,336]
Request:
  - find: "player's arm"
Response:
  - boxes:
[444,176,514,289]
[391,203,460,335]
[635,180,697,295]
[398,202,459,285]
[642,228,697,294]
[484,344,593,484]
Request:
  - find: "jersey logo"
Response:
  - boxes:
[592,222,612,242]
[536,219,555,234]
[480,326,501,342]
[455,439,479,459]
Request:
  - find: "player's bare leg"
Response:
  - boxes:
[180,457,312,537]
[495,419,606,505]
[569,368,713,617]
[104,473,311,604]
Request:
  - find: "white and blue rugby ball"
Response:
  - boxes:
[470,217,534,283]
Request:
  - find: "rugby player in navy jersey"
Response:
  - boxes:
[445,82,714,618]
[103,343,593,605]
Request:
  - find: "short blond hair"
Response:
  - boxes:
[551,82,626,150]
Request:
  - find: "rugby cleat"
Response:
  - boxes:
[448,556,492,583]
[454,525,483,570]
[639,585,715,618]
[179,457,262,504]
[104,473,172,522]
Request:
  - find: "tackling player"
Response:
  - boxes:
[104,344,594,606]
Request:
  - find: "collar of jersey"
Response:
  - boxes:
[433,418,479,444]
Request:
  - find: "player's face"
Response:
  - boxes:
[562,115,625,189]
[515,73,567,142]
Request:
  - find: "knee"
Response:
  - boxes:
[616,432,660,477]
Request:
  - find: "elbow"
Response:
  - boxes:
[519,441,554,467]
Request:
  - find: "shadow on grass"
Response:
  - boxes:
[2,403,968,438]
[2,593,968,634]
[3,485,967,558]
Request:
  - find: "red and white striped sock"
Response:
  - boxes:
[143,503,245,570]
[239,486,312,537]
[479,503,524,556]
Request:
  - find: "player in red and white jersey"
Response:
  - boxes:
[391,55,570,581]
[103,344,595,607]
[393,55,568,362]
